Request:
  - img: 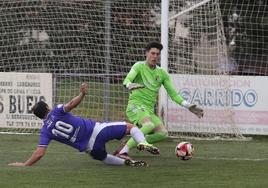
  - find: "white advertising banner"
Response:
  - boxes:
[0,72,52,129]
[168,75,268,135]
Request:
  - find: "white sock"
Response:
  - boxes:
[130,127,146,144]
[119,145,129,154]
[102,154,125,165]
[119,127,146,155]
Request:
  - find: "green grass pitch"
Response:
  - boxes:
[1,134,268,188]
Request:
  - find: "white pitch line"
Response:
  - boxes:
[195,156,268,161]
[2,150,268,161]
[0,150,84,155]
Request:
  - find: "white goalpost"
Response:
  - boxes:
[163,0,266,138]
[0,0,266,137]
[164,0,242,139]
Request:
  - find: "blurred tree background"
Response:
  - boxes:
[220,0,268,75]
[0,0,267,75]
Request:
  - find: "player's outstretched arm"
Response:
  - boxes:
[162,73,204,118]
[8,146,47,167]
[64,83,88,112]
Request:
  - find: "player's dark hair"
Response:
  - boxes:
[32,101,49,119]
[145,42,163,51]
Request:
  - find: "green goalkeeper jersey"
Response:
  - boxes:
[123,61,184,110]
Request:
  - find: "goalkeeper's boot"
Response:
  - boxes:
[124,159,148,167]
[137,142,160,155]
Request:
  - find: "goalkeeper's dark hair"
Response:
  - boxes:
[145,42,163,51]
[32,101,49,119]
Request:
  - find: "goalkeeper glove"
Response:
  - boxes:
[181,101,204,118]
[188,104,204,118]
[126,83,144,90]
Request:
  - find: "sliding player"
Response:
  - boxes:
[8,83,159,167]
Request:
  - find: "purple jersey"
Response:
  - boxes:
[38,104,96,152]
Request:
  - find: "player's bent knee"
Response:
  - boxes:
[142,121,156,130]
[154,125,168,134]
[158,131,168,140]
[125,122,135,134]
[161,130,168,138]
[145,130,167,144]
[162,129,168,137]
[90,150,107,161]
[155,126,168,139]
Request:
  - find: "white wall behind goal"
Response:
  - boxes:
[167,75,268,135]
[0,72,52,129]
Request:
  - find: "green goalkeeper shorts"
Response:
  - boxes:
[126,103,163,128]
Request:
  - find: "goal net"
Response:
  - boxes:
[0,0,266,137]
[0,0,161,133]
[166,0,267,139]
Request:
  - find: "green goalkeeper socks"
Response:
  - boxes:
[145,132,167,144]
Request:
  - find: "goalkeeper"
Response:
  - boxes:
[115,42,204,159]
